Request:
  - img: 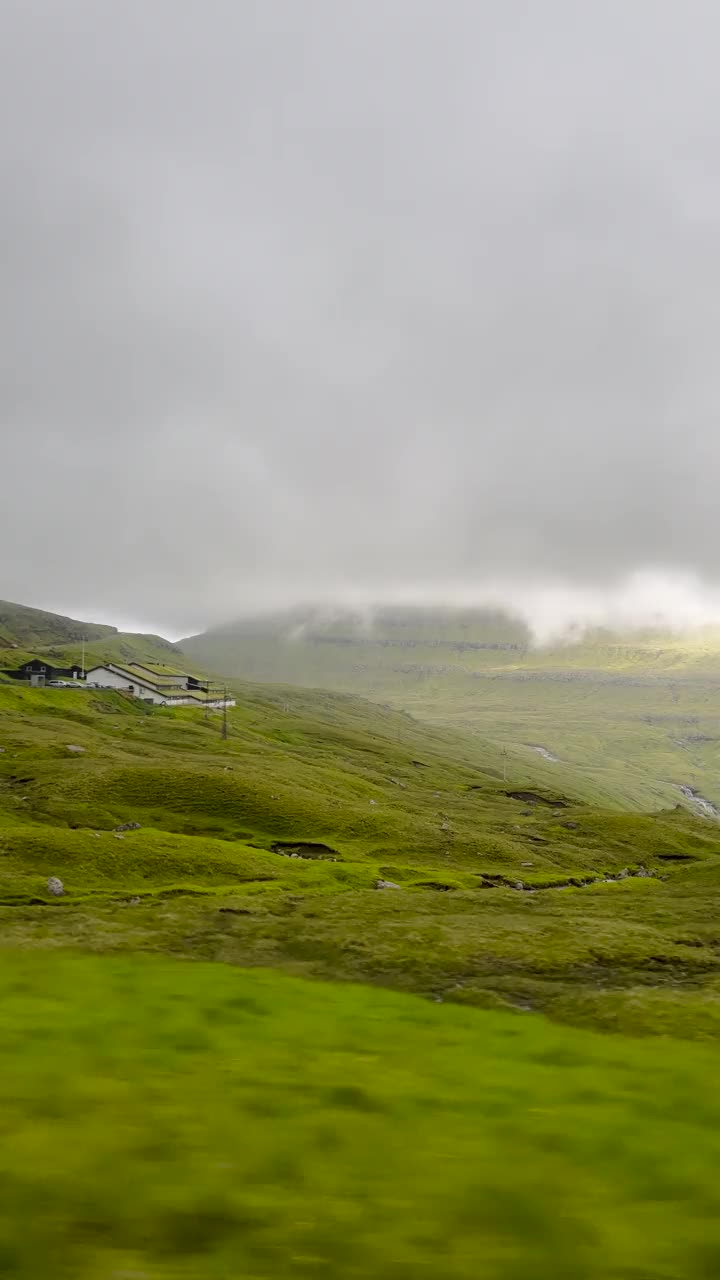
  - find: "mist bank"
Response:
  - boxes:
[183,571,720,648]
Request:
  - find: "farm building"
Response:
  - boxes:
[2,656,83,686]
[122,661,211,692]
[84,661,234,708]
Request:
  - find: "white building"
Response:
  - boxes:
[84,661,234,709]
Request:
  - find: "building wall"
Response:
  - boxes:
[85,666,168,704]
[84,668,234,710]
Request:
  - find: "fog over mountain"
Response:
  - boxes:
[2,1,720,636]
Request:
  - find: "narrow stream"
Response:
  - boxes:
[678,785,720,818]
[527,744,559,763]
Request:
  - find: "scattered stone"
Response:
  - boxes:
[0,747,5,753]
[521,862,533,867]
[376,879,401,890]
[46,877,64,897]
[66,745,85,753]
[113,832,124,839]
[114,821,141,832]
[128,896,141,905]
[440,821,451,832]
[563,821,579,830]
[369,799,377,806]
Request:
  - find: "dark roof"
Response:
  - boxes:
[3,655,80,672]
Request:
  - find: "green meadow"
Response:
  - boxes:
[5,599,720,1274]
[4,950,720,1279]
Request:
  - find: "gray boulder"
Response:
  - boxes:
[47,877,64,897]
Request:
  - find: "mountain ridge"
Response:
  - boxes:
[0,598,181,670]
[0,598,118,650]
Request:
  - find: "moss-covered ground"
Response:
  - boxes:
[6,950,720,1279]
[5,680,720,1273]
[4,680,720,1033]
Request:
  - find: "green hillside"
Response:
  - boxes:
[4,676,720,1035]
[182,607,720,814]
[0,598,117,649]
[5,646,720,1273]
[43,629,183,671]
[0,597,186,679]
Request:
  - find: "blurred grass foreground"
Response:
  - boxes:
[3,950,720,1278]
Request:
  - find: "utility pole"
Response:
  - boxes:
[221,685,228,740]
[81,635,86,681]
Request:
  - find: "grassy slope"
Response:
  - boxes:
[182,607,720,812]
[0,598,116,649]
[4,681,720,1036]
[0,595,183,672]
[5,671,720,1273]
[5,950,720,1279]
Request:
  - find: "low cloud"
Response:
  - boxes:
[192,570,720,646]
[2,2,720,636]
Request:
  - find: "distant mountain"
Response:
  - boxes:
[182,605,720,815]
[181,605,533,689]
[182,604,720,687]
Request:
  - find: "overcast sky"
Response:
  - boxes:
[2,0,720,636]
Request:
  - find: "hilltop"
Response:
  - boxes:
[0,598,117,650]
[183,606,720,815]
[0,597,183,674]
